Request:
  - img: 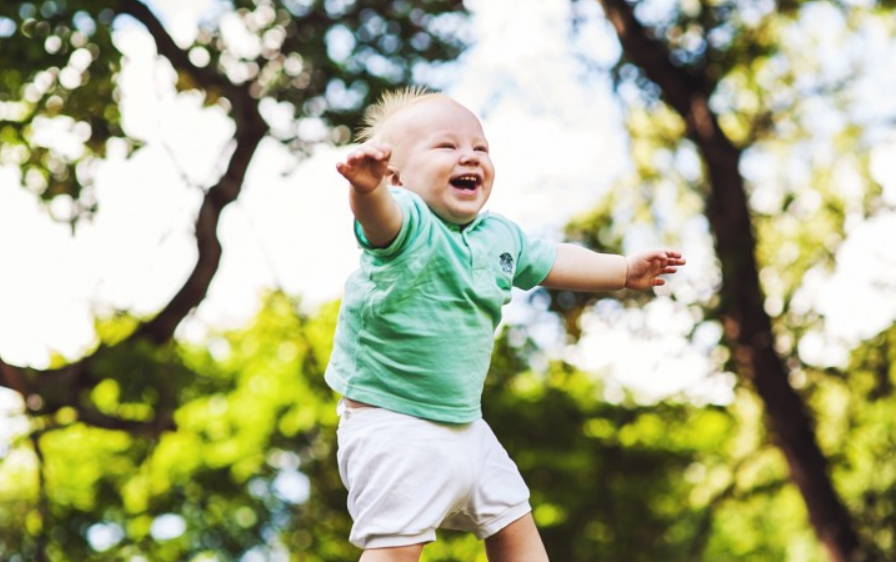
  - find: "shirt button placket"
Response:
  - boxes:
[460,230,474,268]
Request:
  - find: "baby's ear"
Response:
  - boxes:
[387,167,402,186]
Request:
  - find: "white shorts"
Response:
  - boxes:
[335,400,531,549]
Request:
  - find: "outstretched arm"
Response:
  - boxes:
[335,142,402,248]
[541,244,685,292]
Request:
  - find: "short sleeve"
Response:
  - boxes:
[508,221,557,290]
[353,188,428,259]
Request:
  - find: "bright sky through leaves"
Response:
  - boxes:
[1,0,895,410]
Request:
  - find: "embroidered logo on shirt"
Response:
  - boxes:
[499,252,514,274]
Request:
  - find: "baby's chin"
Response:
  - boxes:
[434,204,488,226]
[403,186,491,225]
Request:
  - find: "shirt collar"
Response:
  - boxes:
[441,212,487,232]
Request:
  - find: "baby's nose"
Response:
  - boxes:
[459,150,480,165]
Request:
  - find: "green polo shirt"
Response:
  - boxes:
[324,187,556,423]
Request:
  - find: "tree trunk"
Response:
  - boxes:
[596,0,863,560]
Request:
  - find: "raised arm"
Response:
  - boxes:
[541,243,685,292]
[335,142,402,248]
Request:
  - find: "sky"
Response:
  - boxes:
[0,0,632,362]
[2,0,896,440]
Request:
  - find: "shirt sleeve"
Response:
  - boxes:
[508,221,557,290]
[353,188,428,260]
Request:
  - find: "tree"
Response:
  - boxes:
[0,0,467,559]
[0,0,468,452]
[4,1,895,560]
[562,0,895,559]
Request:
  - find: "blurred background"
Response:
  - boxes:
[1,0,895,560]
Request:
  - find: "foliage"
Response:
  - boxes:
[2,0,896,560]
[561,0,896,559]
[0,0,468,224]
[806,326,896,559]
[6,291,894,560]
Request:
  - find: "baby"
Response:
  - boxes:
[327,87,684,561]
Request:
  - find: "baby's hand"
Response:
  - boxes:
[336,143,392,193]
[624,250,685,291]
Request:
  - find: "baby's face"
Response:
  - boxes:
[382,98,494,225]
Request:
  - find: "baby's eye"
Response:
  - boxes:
[475,146,489,153]
[435,142,456,149]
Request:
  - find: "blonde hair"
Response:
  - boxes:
[357,86,444,142]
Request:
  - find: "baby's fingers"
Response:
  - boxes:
[648,251,685,274]
[663,250,686,266]
[346,144,391,165]
[369,144,391,161]
[337,146,387,179]
[335,161,353,177]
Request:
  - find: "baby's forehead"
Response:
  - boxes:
[379,98,485,142]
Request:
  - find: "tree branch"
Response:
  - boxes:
[1,1,267,435]
[113,0,269,344]
[600,0,714,123]
[116,0,243,103]
[0,353,177,435]
[0,355,29,396]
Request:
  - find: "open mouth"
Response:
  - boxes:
[449,174,481,191]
